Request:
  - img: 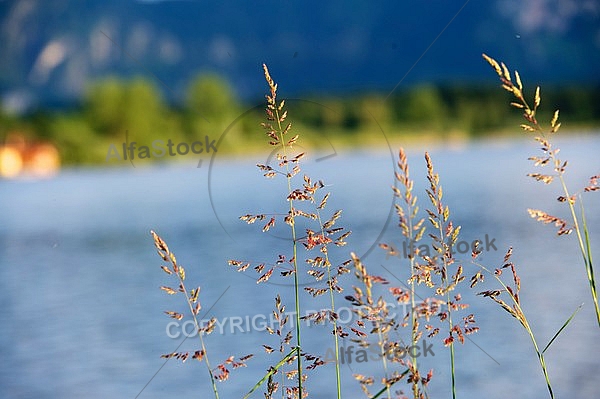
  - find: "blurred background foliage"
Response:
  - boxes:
[1,73,599,165]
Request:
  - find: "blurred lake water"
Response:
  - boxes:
[1,135,599,398]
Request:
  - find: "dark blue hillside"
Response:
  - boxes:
[1,0,598,111]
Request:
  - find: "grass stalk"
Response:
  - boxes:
[243,348,298,399]
[179,276,220,399]
[580,200,599,322]
[483,53,599,327]
[263,64,304,396]
[472,247,581,399]
[377,327,392,399]
[441,234,457,399]
[370,369,410,399]
[392,148,426,398]
[473,257,554,398]
[348,253,400,398]
[424,152,460,399]
[318,210,343,398]
[151,230,220,399]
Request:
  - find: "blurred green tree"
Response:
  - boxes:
[184,73,242,146]
[401,84,447,130]
[357,94,391,128]
[84,76,176,144]
[49,114,102,164]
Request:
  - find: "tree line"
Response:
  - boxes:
[1,74,598,165]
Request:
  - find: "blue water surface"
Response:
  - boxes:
[1,135,599,398]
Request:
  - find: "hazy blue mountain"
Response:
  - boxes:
[1,0,599,112]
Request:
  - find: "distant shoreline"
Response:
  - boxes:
[92,126,599,170]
